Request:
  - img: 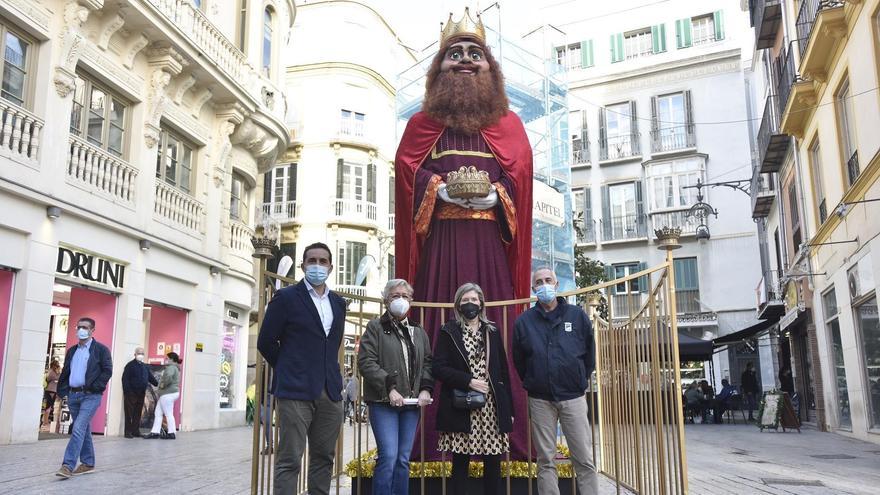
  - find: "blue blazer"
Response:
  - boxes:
[257,280,346,401]
[57,339,113,397]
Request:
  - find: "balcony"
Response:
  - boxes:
[757,95,790,173]
[575,218,597,244]
[676,289,701,314]
[572,142,590,165]
[601,214,647,242]
[67,136,138,205]
[262,200,298,224]
[230,220,254,259]
[650,126,695,154]
[796,0,846,83]
[778,41,815,138]
[650,210,698,235]
[0,100,42,166]
[846,150,860,186]
[599,133,641,162]
[329,198,377,228]
[756,270,785,319]
[751,172,775,218]
[751,0,783,50]
[154,181,204,234]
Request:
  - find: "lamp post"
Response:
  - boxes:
[250,214,278,493]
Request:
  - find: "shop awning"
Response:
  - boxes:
[713,317,778,347]
[677,332,715,362]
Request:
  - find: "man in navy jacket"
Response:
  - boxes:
[258,242,346,495]
[513,268,598,494]
[55,317,113,478]
[121,347,157,438]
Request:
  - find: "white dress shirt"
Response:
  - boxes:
[304,278,333,335]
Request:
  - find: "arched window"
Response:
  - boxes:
[262,7,273,77]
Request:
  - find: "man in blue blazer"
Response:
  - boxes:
[55,317,113,478]
[258,242,346,495]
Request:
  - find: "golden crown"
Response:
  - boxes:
[446,166,491,199]
[440,7,486,45]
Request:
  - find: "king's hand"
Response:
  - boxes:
[437,183,470,208]
[468,185,498,210]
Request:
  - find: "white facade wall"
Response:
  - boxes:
[0,0,293,443]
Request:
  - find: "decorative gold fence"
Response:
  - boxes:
[250,257,687,495]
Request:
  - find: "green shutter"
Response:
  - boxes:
[674,258,699,291]
[714,10,725,41]
[677,18,692,48]
[581,40,594,68]
[611,33,624,63]
[638,262,648,293]
[652,24,666,53]
[336,158,344,199]
[367,162,376,203]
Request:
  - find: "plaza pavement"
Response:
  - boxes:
[0,422,878,494]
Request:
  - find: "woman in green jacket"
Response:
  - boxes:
[144,352,180,440]
[357,279,434,495]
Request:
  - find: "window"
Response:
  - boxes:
[262,163,296,219]
[387,254,395,279]
[69,74,128,157]
[340,109,365,137]
[601,181,645,241]
[338,161,365,201]
[623,28,653,60]
[809,140,827,224]
[788,180,801,250]
[837,79,859,186]
[555,43,581,69]
[193,0,203,8]
[336,159,376,219]
[600,101,638,160]
[611,263,643,294]
[1,26,30,107]
[674,257,700,313]
[651,91,694,152]
[237,0,247,51]
[337,241,367,286]
[647,159,702,211]
[230,172,251,222]
[855,294,879,428]
[676,11,724,48]
[573,187,594,243]
[823,288,851,428]
[155,127,195,193]
[691,15,715,45]
[262,7,273,77]
[571,110,589,164]
[219,320,243,409]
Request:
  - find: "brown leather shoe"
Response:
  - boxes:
[55,465,73,478]
[72,464,95,476]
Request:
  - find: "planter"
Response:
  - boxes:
[350,476,578,495]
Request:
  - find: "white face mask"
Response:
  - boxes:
[135,354,145,362]
[388,297,410,318]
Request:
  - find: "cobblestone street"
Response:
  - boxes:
[0,423,877,494]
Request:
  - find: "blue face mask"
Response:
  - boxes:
[76,327,91,340]
[304,264,329,286]
[534,284,557,304]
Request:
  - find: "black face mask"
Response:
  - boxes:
[459,302,481,321]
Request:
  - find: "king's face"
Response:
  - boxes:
[440,40,490,75]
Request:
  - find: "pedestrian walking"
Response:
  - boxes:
[740,362,759,421]
[434,282,513,495]
[144,352,180,440]
[343,371,359,424]
[41,359,61,429]
[257,242,346,495]
[512,267,598,495]
[358,278,433,495]
[121,347,157,438]
[55,317,113,478]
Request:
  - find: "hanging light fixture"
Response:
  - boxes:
[686,179,718,241]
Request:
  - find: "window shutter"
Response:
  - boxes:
[652,24,666,53]
[684,90,694,138]
[638,261,648,293]
[650,96,659,138]
[629,101,639,154]
[580,110,589,145]
[601,184,611,240]
[604,264,615,283]
[336,158,344,199]
[674,258,699,291]
[263,171,272,203]
[610,33,623,63]
[388,175,395,211]
[714,10,725,41]
[675,19,683,49]
[634,180,645,236]
[367,162,377,203]
[598,107,607,157]
[585,187,593,226]
[676,18,693,48]
[580,40,594,68]
[288,163,297,202]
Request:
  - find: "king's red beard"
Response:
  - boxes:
[422,68,508,135]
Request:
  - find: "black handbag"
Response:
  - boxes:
[452,389,486,410]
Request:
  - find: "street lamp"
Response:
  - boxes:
[685,179,718,241]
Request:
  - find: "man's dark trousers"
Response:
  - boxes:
[123,392,146,436]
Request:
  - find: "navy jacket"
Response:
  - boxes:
[257,280,346,401]
[121,358,158,393]
[512,298,595,402]
[57,339,113,397]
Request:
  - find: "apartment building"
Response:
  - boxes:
[0,0,293,443]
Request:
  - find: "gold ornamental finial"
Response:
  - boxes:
[440,7,486,45]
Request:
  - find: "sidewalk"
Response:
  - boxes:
[0,422,877,494]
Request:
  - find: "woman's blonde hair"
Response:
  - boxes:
[452,282,488,325]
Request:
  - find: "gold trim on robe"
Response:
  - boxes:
[435,202,497,221]
[495,182,517,243]
[414,174,443,236]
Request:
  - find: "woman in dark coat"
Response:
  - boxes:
[433,282,513,495]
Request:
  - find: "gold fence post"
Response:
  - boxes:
[250,233,275,495]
